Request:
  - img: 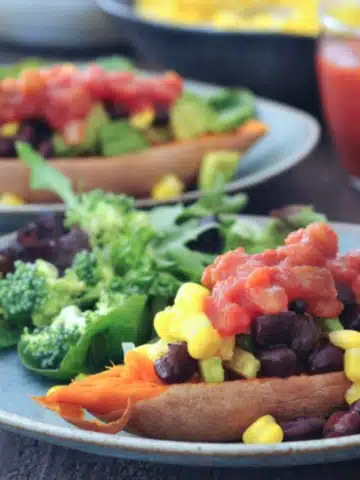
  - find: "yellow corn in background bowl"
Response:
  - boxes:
[136,0,319,37]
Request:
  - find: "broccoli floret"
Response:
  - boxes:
[0,259,86,330]
[20,306,87,370]
[71,251,101,287]
[0,261,49,328]
[32,269,86,328]
[65,189,135,246]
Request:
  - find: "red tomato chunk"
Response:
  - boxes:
[202,223,348,336]
[0,65,184,135]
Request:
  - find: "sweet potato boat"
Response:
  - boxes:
[38,369,350,442]
[0,119,267,204]
[126,372,350,441]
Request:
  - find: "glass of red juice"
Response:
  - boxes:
[317,0,360,189]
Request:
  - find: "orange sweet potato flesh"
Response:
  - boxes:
[127,372,350,441]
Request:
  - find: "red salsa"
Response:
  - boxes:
[0,64,183,143]
[202,222,360,337]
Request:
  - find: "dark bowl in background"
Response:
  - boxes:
[97,0,321,117]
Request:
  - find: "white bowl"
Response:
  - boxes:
[0,0,125,48]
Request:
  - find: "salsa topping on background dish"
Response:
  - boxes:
[0,58,259,160]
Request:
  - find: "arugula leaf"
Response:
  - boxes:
[16,143,77,207]
[95,56,134,72]
[147,204,184,232]
[181,175,248,219]
[221,206,328,254]
[167,246,215,283]
[18,295,147,381]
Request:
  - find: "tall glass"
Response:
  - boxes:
[317,0,360,190]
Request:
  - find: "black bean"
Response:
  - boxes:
[291,315,321,360]
[259,347,297,378]
[154,343,198,384]
[341,305,360,331]
[15,123,36,145]
[289,299,308,315]
[308,344,344,374]
[252,312,297,348]
[37,139,53,158]
[349,400,360,415]
[336,281,356,306]
[154,108,170,127]
[0,137,15,157]
[104,101,128,119]
[281,417,325,441]
[323,411,360,438]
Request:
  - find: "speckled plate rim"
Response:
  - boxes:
[0,218,359,465]
[0,79,320,215]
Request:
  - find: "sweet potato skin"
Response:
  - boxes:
[0,120,267,203]
[127,372,350,441]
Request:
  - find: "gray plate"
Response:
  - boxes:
[0,78,320,230]
[0,217,359,468]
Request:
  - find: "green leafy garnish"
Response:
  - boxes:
[170,92,216,140]
[95,55,134,72]
[100,121,149,156]
[0,58,45,81]
[16,142,77,207]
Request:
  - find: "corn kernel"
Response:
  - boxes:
[329,330,360,350]
[174,282,210,314]
[134,339,169,361]
[47,385,63,396]
[225,347,260,379]
[0,122,19,137]
[187,325,223,360]
[346,383,360,405]
[218,335,235,361]
[130,108,155,130]
[0,193,24,206]
[243,415,284,445]
[154,307,177,340]
[345,348,360,382]
[151,174,184,201]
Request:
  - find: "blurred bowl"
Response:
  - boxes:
[97,0,320,116]
[0,0,126,49]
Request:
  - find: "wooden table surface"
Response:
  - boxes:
[1,44,360,480]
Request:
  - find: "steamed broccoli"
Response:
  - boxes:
[65,189,135,246]
[72,250,102,287]
[18,295,148,379]
[19,306,87,370]
[0,259,86,329]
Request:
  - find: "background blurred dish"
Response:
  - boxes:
[135,0,319,37]
[97,0,319,115]
[0,0,125,49]
[0,79,320,233]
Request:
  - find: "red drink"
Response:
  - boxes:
[317,3,360,188]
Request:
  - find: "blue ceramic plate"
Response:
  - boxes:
[0,78,320,229]
[0,217,359,468]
